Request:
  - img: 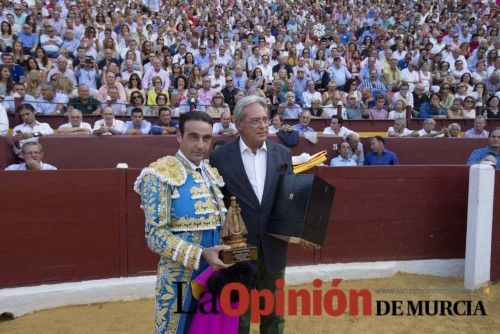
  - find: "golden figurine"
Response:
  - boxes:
[220,196,258,264]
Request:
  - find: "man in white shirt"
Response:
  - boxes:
[417,118,445,137]
[12,103,54,154]
[212,111,238,135]
[302,80,322,108]
[142,57,170,91]
[387,118,417,137]
[58,109,92,135]
[5,142,57,171]
[93,106,124,135]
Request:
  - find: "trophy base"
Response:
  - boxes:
[220,244,258,264]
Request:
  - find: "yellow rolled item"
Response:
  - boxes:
[191,281,204,300]
[293,150,328,174]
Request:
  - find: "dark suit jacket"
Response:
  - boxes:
[210,138,293,273]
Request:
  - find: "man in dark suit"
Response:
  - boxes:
[210,96,292,334]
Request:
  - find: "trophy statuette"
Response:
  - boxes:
[219,196,258,264]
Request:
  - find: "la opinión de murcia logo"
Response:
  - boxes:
[174,279,487,322]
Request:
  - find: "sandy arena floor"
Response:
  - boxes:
[1,273,498,334]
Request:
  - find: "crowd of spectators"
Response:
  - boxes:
[0,0,498,168]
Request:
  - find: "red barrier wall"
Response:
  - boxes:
[317,166,469,262]
[0,170,122,287]
[0,135,488,170]
[3,166,497,289]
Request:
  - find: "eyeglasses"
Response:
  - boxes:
[226,79,233,82]
[246,117,268,125]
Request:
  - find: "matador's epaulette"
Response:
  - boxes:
[134,156,187,193]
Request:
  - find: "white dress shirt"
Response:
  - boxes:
[0,105,8,136]
[92,119,124,134]
[239,138,267,204]
[5,162,57,170]
[59,122,93,131]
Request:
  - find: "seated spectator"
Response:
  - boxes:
[464,115,489,138]
[3,83,37,113]
[292,110,314,135]
[198,76,216,107]
[412,84,429,114]
[418,93,448,119]
[206,92,230,118]
[366,95,389,119]
[97,71,127,102]
[100,85,126,115]
[12,104,54,154]
[122,108,151,135]
[462,97,477,119]
[400,60,419,92]
[323,115,354,138]
[93,106,124,135]
[47,56,77,86]
[344,94,364,119]
[75,56,100,92]
[146,76,170,107]
[268,114,285,134]
[57,109,92,135]
[416,118,445,137]
[40,25,62,58]
[346,132,364,166]
[388,99,407,120]
[330,141,357,167]
[212,111,238,136]
[357,69,387,94]
[279,92,301,119]
[484,96,500,119]
[302,80,322,108]
[448,98,466,119]
[443,123,462,138]
[221,75,240,110]
[17,23,38,54]
[308,97,328,118]
[387,119,417,137]
[178,88,206,114]
[467,128,500,169]
[127,91,151,116]
[2,53,24,83]
[0,104,7,135]
[5,142,57,171]
[364,136,400,165]
[391,83,413,109]
[68,84,101,115]
[150,107,178,135]
[36,81,69,115]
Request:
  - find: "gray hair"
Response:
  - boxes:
[233,95,268,123]
[67,109,83,117]
[21,141,43,153]
[448,122,461,131]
